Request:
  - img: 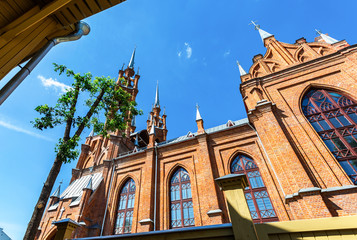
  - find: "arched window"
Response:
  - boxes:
[169,167,195,228]
[231,155,278,223]
[114,178,136,234]
[302,89,357,184]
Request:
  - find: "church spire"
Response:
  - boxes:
[315,29,339,44]
[236,61,247,76]
[154,81,160,108]
[196,103,202,121]
[250,21,273,43]
[128,46,136,69]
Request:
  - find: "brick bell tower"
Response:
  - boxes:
[75,47,141,171]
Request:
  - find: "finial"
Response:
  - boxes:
[154,81,160,107]
[121,63,125,71]
[236,60,247,76]
[249,20,273,43]
[137,67,140,75]
[163,107,166,116]
[315,29,339,44]
[196,103,202,121]
[128,46,136,69]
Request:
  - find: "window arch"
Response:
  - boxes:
[231,154,278,223]
[302,88,357,184]
[114,178,136,234]
[169,167,195,228]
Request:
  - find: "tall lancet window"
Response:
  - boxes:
[170,167,195,228]
[114,178,136,234]
[302,89,357,184]
[231,155,278,223]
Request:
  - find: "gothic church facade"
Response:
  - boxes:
[37,27,357,239]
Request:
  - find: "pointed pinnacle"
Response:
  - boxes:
[84,175,93,190]
[128,46,136,69]
[51,181,62,198]
[196,103,202,121]
[154,81,160,107]
[236,61,247,76]
[315,29,339,44]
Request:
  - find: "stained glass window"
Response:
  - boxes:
[302,89,357,184]
[114,179,136,234]
[231,155,278,223]
[170,168,195,228]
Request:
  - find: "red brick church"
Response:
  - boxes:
[36,25,357,239]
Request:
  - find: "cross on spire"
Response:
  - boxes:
[250,20,273,43]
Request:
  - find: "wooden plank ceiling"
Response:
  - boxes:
[0,0,126,80]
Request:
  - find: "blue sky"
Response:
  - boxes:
[0,0,356,239]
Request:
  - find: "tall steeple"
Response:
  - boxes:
[117,47,140,137]
[236,61,247,76]
[315,29,339,44]
[128,46,136,69]
[250,21,273,43]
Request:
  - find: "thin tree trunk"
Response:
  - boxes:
[23,156,63,240]
[23,89,105,240]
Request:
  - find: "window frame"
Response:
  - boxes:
[169,167,195,229]
[114,178,136,235]
[230,154,278,223]
[302,88,357,184]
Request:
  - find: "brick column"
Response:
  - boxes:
[215,174,258,240]
[249,100,331,219]
[137,148,155,232]
[196,134,223,225]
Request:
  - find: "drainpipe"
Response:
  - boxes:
[247,122,286,196]
[101,159,116,236]
[0,21,90,105]
[153,143,159,231]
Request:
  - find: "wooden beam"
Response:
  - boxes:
[0,0,72,45]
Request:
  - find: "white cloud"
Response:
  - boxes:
[177,51,182,57]
[38,75,71,93]
[224,50,231,57]
[184,42,192,59]
[0,119,54,142]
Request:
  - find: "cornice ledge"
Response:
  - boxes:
[321,185,357,193]
[285,187,322,202]
[248,99,275,122]
[207,209,223,217]
[139,218,154,225]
